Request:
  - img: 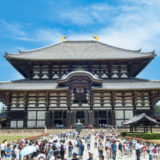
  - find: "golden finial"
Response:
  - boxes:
[61,36,67,42]
[93,35,99,41]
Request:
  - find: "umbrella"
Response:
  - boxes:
[20,145,36,156]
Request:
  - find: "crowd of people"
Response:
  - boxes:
[0,129,160,160]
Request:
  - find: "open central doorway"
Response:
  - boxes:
[76,111,85,124]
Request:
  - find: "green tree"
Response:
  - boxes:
[1,104,6,113]
[155,104,160,113]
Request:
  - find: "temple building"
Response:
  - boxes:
[0,37,160,128]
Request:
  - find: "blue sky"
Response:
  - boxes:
[0,0,160,81]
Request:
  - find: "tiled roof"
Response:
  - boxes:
[0,79,160,91]
[101,79,160,90]
[123,113,160,125]
[5,41,155,61]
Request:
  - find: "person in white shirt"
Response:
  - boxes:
[135,141,141,160]
[0,140,6,159]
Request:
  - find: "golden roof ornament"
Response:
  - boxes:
[61,36,67,42]
[93,35,99,41]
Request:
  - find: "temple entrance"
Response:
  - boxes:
[76,111,85,125]
[99,120,107,124]
[46,110,66,128]
[54,120,62,125]
[94,110,110,127]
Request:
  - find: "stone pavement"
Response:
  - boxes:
[53,135,149,160]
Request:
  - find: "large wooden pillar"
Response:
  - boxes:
[45,92,50,128]
[67,90,71,128]
[90,90,94,125]
[132,91,136,116]
[66,110,71,128]
[71,111,76,127]
[149,91,154,116]
[111,91,116,125]
[6,92,11,129]
[24,92,28,128]
[84,110,88,126]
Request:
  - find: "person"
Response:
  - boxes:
[87,152,95,160]
[78,139,84,160]
[52,140,58,160]
[60,140,66,160]
[98,141,104,157]
[105,146,110,160]
[87,137,91,150]
[72,152,80,160]
[135,140,141,160]
[5,144,11,160]
[47,145,53,160]
[111,140,117,160]
[105,138,111,160]
[99,155,104,160]
[37,151,46,160]
[118,141,123,158]
[148,144,153,160]
[12,144,19,160]
[143,143,147,158]
[68,141,73,157]
[152,144,158,160]
[0,140,6,159]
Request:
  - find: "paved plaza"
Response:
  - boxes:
[52,133,150,160]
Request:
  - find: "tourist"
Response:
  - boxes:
[37,151,46,160]
[135,140,141,160]
[47,145,53,160]
[72,152,80,160]
[52,140,58,159]
[87,152,95,160]
[98,141,104,157]
[0,140,6,159]
[105,138,111,160]
[78,139,84,160]
[118,141,123,158]
[86,136,91,150]
[99,155,104,160]
[5,144,11,160]
[60,140,66,160]
[68,141,73,157]
[152,144,158,160]
[143,143,147,158]
[111,140,117,160]
[147,143,153,160]
[12,144,19,160]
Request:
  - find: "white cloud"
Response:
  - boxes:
[1,0,160,54]
[45,0,160,54]
[65,0,160,53]
[54,2,117,26]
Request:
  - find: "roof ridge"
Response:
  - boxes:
[96,41,142,53]
[18,41,63,54]
[5,40,155,55]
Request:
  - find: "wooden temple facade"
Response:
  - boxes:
[0,40,160,128]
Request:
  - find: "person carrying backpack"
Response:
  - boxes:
[52,140,58,160]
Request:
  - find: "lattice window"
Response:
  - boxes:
[111,65,119,78]
[33,65,40,79]
[11,120,24,128]
[120,65,128,78]
[41,65,49,79]
[115,92,123,107]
